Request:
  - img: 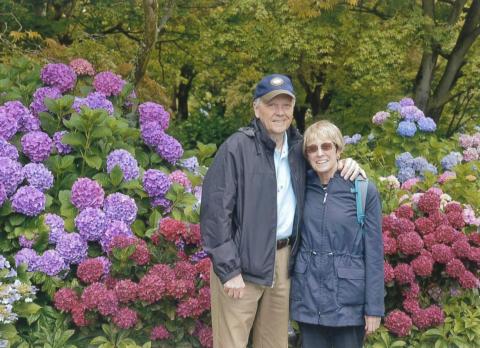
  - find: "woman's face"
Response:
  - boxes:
[305,136,340,176]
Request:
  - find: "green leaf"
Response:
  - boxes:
[0,323,18,339]
[84,155,103,170]
[9,214,26,226]
[149,210,162,228]
[64,114,86,132]
[39,112,59,134]
[62,133,86,147]
[132,220,146,237]
[0,201,12,216]
[91,127,112,139]
[60,155,75,170]
[14,302,41,316]
[109,165,124,186]
[90,336,109,345]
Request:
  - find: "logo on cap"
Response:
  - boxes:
[270,77,284,86]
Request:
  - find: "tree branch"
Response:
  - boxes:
[101,23,142,42]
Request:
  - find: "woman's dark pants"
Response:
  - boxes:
[299,322,365,348]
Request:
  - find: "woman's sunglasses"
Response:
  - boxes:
[305,142,336,154]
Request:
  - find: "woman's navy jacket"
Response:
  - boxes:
[290,170,384,326]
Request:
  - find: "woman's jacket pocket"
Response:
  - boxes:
[290,259,308,301]
[336,267,365,306]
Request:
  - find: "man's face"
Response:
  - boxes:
[254,94,295,138]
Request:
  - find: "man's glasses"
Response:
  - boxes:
[305,142,336,154]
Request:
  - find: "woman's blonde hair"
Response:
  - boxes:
[303,120,345,155]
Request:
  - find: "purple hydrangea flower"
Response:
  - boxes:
[100,220,132,252]
[0,106,19,140]
[73,93,114,115]
[0,138,19,160]
[3,101,30,124]
[180,156,199,173]
[106,149,139,182]
[150,196,172,211]
[70,178,105,210]
[44,213,65,244]
[0,183,6,206]
[0,157,23,196]
[22,163,54,192]
[372,111,390,125]
[441,152,463,170]
[400,106,424,121]
[11,186,46,216]
[69,58,95,76]
[142,169,171,197]
[55,232,88,264]
[190,250,208,262]
[397,121,417,137]
[138,102,170,130]
[19,236,35,248]
[156,132,184,164]
[53,131,73,154]
[140,122,164,147]
[21,131,53,162]
[395,152,414,169]
[14,248,39,271]
[397,166,416,183]
[387,102,401,112]
[30,87,62,116]
[124,90,137,108]
[75,207,107,241]
[463,147,479,162]
[103,193,137,225]
[40,63,77,93]
[92,71,125,96]
[21,114,41,132]
[96,256,111,275]
[399,97,415,107]
[417,117,437,132]
[37,250,68,276]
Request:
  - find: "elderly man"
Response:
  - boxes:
[200,74,362,348]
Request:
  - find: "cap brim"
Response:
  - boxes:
[260,90,295,102]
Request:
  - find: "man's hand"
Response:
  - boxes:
[223,274,245,299]
[338,158,366,180]
[364,316,381,335]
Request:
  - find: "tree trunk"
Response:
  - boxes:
[294,105,307,134]
[134,0,159,87]
[176,64,195,121]
[427,0,480,121]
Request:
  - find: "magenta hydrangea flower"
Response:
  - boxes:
[22,163,54,192]
[70,178,105,210]
[93,71,125,96]
[156,132,184,164]
[100,220,133,252]
[21,131,53,162]
[142,169,171,197]
[30,87,62,116]
[112,307,138,329]
[53,131,73,154]
[56,232,88,264]
[103,193,137,225]
[44,213,65,244]
[37,250,68,276]
[384,310,412,336]
[138,102,170,129]
[169,170,192,192]
[0,157,23,196]
[11,186,46,216]
[69,58,95,76]
[0,106,19,140]
[106,149,139,182]
[40,63,77,93]
[0,138,19,160]
[150,325,171,340]
[75,207,107,241]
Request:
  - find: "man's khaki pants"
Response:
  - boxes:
[210,246,290,348]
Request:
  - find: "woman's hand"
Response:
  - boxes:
[364,316,381,335]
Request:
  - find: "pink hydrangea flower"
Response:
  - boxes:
[69,58,95,76]
[384,310,413,336]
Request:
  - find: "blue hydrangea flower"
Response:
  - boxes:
[180,156,200,173]
[0,138,19,160]
[75,207,107,241]
[37,250,68,276]
[441,152,463,170]
[14,248,39,272]
[387,102,401,112]
[22,163,54,192]
[55,233,87,264]
[419,163,438,177]
[11,186,46,216]
[399,97,415,107]
[417,117,436,132]
[397,167,416,183]
[395,152,414,169]
[397,121,417,137]
[44,213,66,244]
[103,193,137,225]
[412,157,429,173]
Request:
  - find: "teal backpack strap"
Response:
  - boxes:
[353,177,369,227]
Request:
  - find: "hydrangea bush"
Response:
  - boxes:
[0,58,214,347]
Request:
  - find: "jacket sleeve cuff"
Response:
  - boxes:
[209,240,241,284]
[365,306,385,317]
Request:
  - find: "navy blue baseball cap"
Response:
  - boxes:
[254,74,295,101]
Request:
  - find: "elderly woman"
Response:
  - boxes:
[290,120,384,348]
